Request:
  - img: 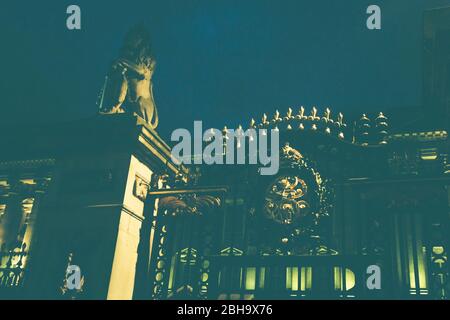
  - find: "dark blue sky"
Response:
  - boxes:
[1,0,449,138]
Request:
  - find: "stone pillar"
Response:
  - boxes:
[106,155,153,300]
[23,115,184,300]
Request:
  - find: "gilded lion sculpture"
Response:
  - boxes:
[99,26,159,129]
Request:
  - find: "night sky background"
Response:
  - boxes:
[1,0,449,139]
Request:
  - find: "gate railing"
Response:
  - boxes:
[0,244,27,292]
[205,254,382,300]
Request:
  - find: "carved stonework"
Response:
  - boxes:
[134,175,150,201]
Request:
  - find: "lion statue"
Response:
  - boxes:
[99,26,159,129]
